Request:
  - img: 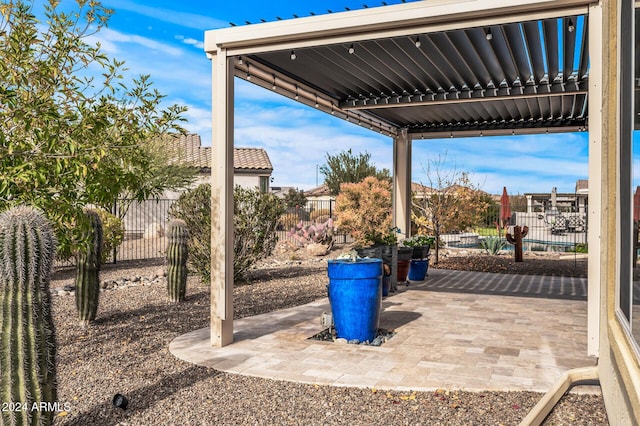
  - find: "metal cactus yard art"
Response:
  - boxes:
[506,225,529,262]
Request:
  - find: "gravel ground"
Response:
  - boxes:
[48,247,607,426]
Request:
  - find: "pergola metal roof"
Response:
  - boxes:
[205,0,605,139]
[205,1,640,138]
[247,17,588,137]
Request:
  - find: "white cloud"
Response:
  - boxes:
[88,27,184,57]
[103,0,227,30]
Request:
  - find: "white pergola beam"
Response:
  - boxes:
[210,49,235,347]
[393,129,412,242]
[205,0,591,56]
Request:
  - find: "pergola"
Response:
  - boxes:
[204,0,639,421]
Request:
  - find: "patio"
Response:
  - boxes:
[170,268,597,393]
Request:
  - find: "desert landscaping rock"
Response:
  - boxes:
[48,252,605,425]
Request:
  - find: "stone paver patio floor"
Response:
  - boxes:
[170,268,597,393]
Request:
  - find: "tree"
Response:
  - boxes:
[0,0,188,256]
[412,154,489,264]
[283,188,307,209]
[320,149,390,195]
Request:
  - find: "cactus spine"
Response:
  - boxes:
[76,209,103,326]
[166,220,189,302]
[0,206,58,426]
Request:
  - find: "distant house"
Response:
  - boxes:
[304,183,333,202]
[166,134,274,194]
[523,180,588,213]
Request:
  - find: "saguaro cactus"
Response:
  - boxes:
[76,209,103,326]
[506,225,529,262]
[166,219,189,302]
[0,206,58,425]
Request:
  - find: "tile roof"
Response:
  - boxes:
[234,147,273,171]
[168,134,272,172]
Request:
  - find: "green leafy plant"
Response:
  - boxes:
[402,235,435,247]
[168,184,211,283]
[0,0,187,260]
[234,186,285,280]
[480,236,506,255]
[94,208,125,264]
[168,184,284,282]
[0,206,58,425]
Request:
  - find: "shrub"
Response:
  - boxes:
[94,209,124,263]
[334,176,392,247]
[168,184,211,283]
[279,212,301,230]
[169,184,284,282]
[234,186,285,280]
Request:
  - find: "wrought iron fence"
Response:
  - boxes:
[108,198,179,263]
[442,204,588,253]
[276,199,350,244]
[62,196,588,266]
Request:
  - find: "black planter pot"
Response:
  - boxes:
[397,246,413,261]
[356,246,382,259]
[411,245,431,259]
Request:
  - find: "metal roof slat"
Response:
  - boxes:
[503,23,533,82]
[578,15,589,79]
[543,19,560,80]
[523,21,546,82]
[446,29,493,86]
[563,16,578,80]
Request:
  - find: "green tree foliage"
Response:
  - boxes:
[168,184,285,283]
[283,188,308,209]
[320,149,390,195]
[0,0,190,255]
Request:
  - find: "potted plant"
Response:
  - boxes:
[327,252,383,342]
[402,235,434,259]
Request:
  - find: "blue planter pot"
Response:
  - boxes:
[382,275,390,297]
[327,259,383,342]
[408,259,429,281]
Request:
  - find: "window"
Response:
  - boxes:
[259,176,269,193]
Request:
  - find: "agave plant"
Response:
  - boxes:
[480,236,506,255]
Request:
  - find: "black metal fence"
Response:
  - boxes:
[443,204,588,252]
[66,197,588,266]
[276,199,350,244]
[107,198,348,264]
[108,198,179,263]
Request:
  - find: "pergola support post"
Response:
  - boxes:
[393,128,412,241]
[210,49,235,347]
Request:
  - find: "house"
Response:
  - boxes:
[170,134,273,192]
[122,135,273,239]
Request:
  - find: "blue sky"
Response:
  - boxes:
[49,0,596,195]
